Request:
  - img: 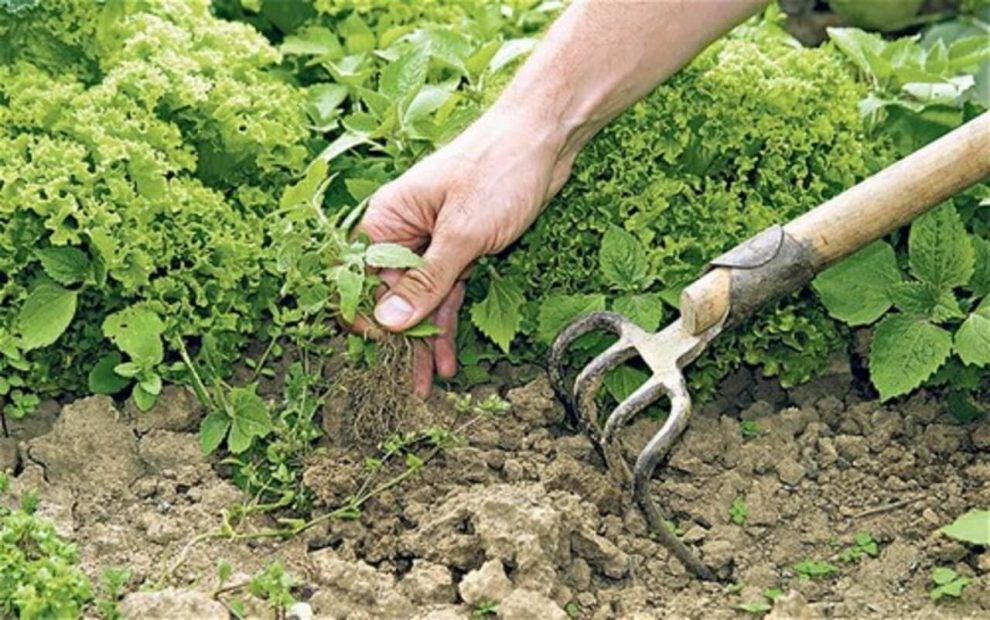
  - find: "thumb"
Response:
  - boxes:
[374,235,475,332]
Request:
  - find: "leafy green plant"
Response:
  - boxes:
[794,559,839,579]
[940,509,990,545]
[930,566,970,601]
[94,568,131,620]
[736,586,785,616]
[813,203,988,403]
[740,420,761,440]
[729,497,748,525]
[473,600,500,617]
[838,532,880,563]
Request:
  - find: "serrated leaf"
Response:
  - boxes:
[909,204,974,290]
[364,243,425,269]
[888,281,963,322]
[335,268,364,324]
[813,241,900,325]
[612,293,664,331]
[600,227,648,290]
[227,385,272,454]
[604,365,649,402]
[102,306,165,366]
[940,510,990,545]
[955,313,990,367]
[536,293,606,344]
[968,236,990,297]
[35,246,91,286]
[470,278,524,353]
[870,315,952,401]
[381,48,429,100]
[17,282,78,351]
[200,413,230,455]
[88,352,129,395]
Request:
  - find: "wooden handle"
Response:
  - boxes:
[682,112,990,334]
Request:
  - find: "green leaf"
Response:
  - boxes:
[968,236,990,297]
[200,413,230,455]
[340,13,375,54]
[227,385,272,454]
[909,204,974,290]
[405,321,442,338]
[888,281,964,322]
[280,160,329,209]
[612,293,664,332]
[604,365,649,402]
[17,282,78,351]
[870,315,953,401]
[932,577,970,600]
[932,566,959,586]
[335,268,364,324]
[813,241,900,326]
[827,27,887,80]
[600,227,648,290]
[470,278,524,353]
[364,243,425,269]
[35,246,91,286]
[102,306,165,366]
[132,383,158,412]
[536,293,606,344]
[88,352,129,395]
[737,602,772,615]
[955,313,990,367]
[306,83,348,126]
[280,26,342,57]
[380,48,429,100]
[940,510,990,545]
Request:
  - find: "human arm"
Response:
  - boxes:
[359,0,769,396]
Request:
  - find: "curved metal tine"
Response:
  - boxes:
[631,375,718,581]
[572,339,638,432]
[548,311,635,425]
[600,377,666,445]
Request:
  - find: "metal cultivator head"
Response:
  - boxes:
[548,311,725,581]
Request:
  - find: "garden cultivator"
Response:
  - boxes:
[550,112,990,580]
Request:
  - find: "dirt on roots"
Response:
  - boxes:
[1,361,988,619]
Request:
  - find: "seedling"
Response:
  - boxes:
[729,497,748,525]
[930,567,970,601]
[794,560,839,579]
[838,532,879,563]
[473,601,499,617]
[736,586,785,616]
[740,420,761,439]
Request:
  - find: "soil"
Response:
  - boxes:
[2,360,988,620]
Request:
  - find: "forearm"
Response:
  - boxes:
[492,0,768,165]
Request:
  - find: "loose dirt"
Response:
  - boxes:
[2,362,988,619]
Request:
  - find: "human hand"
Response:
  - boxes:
[355,107,575,397]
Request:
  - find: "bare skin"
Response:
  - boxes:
[357,0,768,397]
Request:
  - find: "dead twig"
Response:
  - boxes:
[852,496,924,519]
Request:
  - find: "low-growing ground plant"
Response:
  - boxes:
[729,497,749,525]
[930,566,971,601]
[794,559,840,579]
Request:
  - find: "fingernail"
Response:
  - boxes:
[375,295,413,328]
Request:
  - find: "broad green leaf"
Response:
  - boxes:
[380,48,429,100]
[344,178,380,202]
[280,159,329,209]
[139,374,162,396]
[364,243,426,269]
[280,26,342,57]
[955,313,990,367]
[932,577,969,599]
[932,566,958,586]
[827,27,887,80]
[600,226,648,290]
[813,241,900,325]
[489,37,537,73]
[340,13,375,54]
[88,352,129,395]
[940,510,990,545]
[604,365,649,402]
[536,293,606,344]
[17,282,78,351]
[888,281,963,323]
[227,385,272,454]
[102,306,165,366]
[470,278,524,353]
[870,315,952,401]
[305,83,348,126]
[335,268,364,323]
[612,293,664,332]
[405,321,442,338]
[200,413,230,455]
[403,81,457,126]
[909,204,974,290]
[132,383,158,412]
[465,40,502,78]
[968,236,990,297]
[35,246,90,286]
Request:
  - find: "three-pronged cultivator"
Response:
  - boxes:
[547,113,990,580]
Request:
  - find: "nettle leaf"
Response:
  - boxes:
[604,365,649,402]
[537,293,606,344]
[955,313,990,367]
[940,510,990,546]
[335,268,364,323]
[600,226,648,290]
[909,204,974,290]
[870,314,953,401]
[88,352,129,395]
[35,246,91,286]
[364,243,425,269]
[813,241,900,325]
[17,282,78,351]
[968,236,990,297]
[227,384,272,454]
[470,278,524,353]
[612,293,664,332]
[200,413,230,456]
[888,281,964,322]
[102,306,165,366]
